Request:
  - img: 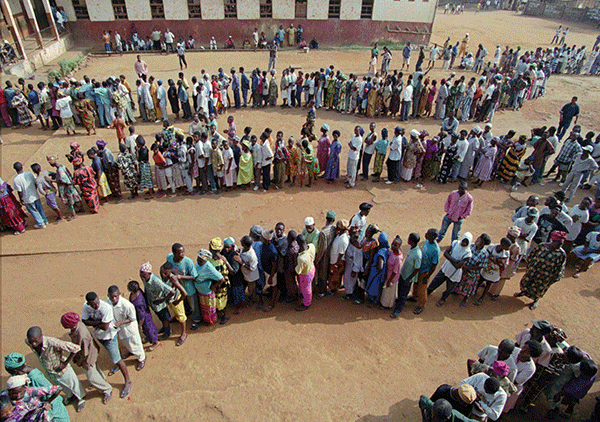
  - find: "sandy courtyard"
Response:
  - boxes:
[1,10,600,422]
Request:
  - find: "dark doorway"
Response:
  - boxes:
[33,0,49,30]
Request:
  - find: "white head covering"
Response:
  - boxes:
[410,129,420,138]
[6,375,29,389]
[304,217,315,226]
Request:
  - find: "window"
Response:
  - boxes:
[224,0,237,18]
[71,0,89,19]
[328,0,340,18]
[150,0,165,18]
[188,0,201,18]
[112,0,127,20]
[360,0,374,18]
[295,0,307,18]
[260,0,272,18]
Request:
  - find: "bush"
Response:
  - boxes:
[48,55,85,82]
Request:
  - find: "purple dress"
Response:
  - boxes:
[131,293,158,344]
[317,135,331,172]
[473,145,497,181]
[324,140,341,180]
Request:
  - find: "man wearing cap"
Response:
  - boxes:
[4,352,70,420]
[25,326,86,411]
[561,146,598,202]
[430,383,477,417]
[301,217,320,256]
[450,129,469,182]
[60,312,114,404]
[350,202,373,242]
[437,182,473,243]
[315,211,337,298]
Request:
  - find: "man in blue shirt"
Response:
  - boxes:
[401,42,412,71]
[240,67,250,107]
[557,96,580,140]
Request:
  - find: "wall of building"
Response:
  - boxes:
[201,0,224,19]
[340,0,361,20]
[164,0,189,20]
[238,0,260,19]
[273,0,294,19]
[86,0,115,21]
[373,0,437,23]
[125,0,152,21]
[55,0,76,22]
[306,0,327,19]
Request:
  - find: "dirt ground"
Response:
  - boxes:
[1,10,600,422]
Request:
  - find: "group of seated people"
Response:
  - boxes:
[419,320,598,421]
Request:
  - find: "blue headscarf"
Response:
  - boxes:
[378,232,390,249]
[375,128,389,155]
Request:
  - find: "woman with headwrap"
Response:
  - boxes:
[365,232,389,307]
[208,238,231,324]
[193,249,225,325]
[222,237,245,313]
[515,231,567,309]
[75,92,96,135]
[401,130,426,182]
[237,140,254,188]
[497,135,527,182]
[66,141,84,164]
[429,232,473,306]
[96,139,123,201]
[72,156,99,213]
[488,227,523,300]
[437,134,459,184]
[2,375,63,422]
[135,136,154,199]
[47,155,81,221]
[3,352,70,421]
[372,128,388,183]
[0,177,27,235]
[11,89,33,128]
[472,137,498,187]
[116,143,139,199]
[454,233,491,308]
[316,124,331,174]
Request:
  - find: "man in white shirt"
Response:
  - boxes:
[251,135,263,191]
[386,127,404,184]
[561,145,598,202]
[164,29,175,53]
[493,45,501,66]
[565,197,591,252]
[472,339,518,382]
[461,373,507,421]
[503,340,543,412]
[107,285,145,370]
[82,291,133,398]
[361,122,377,181]
[346,126,363,188]
[13,161,47,228]
[400,77,413,122]
[451,130,469,182]
[260,132,273,191]
[349,202,372,242]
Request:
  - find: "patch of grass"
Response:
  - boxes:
[48,55,85,82]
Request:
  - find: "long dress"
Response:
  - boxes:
[421,140,439,180]
[365,246,389,305]
[236,150,253,185]
[317,135,331,171]
[75,99,96,133]
[56,164,81,212]
[130,292,158,344]
[366,87,378,118]
[380,249,403,308]
[473,145,497,181]
[519,244,566,300]
[325,77,335,108]
[437,142,458,184]
[137,146,154,190]
[288,146,300,178]
[454,245,489,297]
[303,145,319,178]
[150,82,162,121]
[0,179,26,232]
[73,165,100,213]
[497,144,527,182]
[324,140,341,180]
[11,92,33,125]
[401,138,426,181]
[373,137,388,175]
[223,147,238,187]
[117,152,139,190]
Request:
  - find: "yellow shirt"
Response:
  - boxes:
[295,244,315,275]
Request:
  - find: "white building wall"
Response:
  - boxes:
[54,0,76,21]
[372,0,436,22]
[306,0,327,19]
[87,0,115,21]
[164,0,189,19]
[201,0,224,19]
[340,0,361,20]
[272,0,294,19]
[7,0,22,14]
[125,0,152,20]
[237,0,259,19]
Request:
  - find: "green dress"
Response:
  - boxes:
[27,368,70,422]
[519,244,566,300]
[237,150,254,185]
[303,145,320,178]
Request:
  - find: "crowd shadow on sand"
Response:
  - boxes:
[356,398,420,421]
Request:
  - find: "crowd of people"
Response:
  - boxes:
[1,190,599,420]
[2,29,600,422]
[419,321,598,421]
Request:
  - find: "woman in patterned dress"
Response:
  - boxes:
[136,136,154,199]
[0,177,27,234]
[75,93,96,135]
[72,157,99,213]
[497,135,527,182]
[117,143,139,199]
[514,231,567,310]
[47,155,81,221]
[11,89,33,127]
[287,137,300,187]
[437,136,458,184]
[222,237,245,313]
[302,139,319,187]
[454,234,491,308]
[209,237,230,324]
[372,128,388,182]
[400,130,426,182]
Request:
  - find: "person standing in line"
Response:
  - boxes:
[412,228,441,314]
[59,312,114,404]
[556,96,579,141]
[12,161,47,229]
[437,181,474,242]
[361,122,377,181]
[346,126,363,189]
[391,232,422,317]
[295,233,316,311]
[314,211,337,298]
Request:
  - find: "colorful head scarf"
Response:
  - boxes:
[60,312,80,329]
[140,262,152,273]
